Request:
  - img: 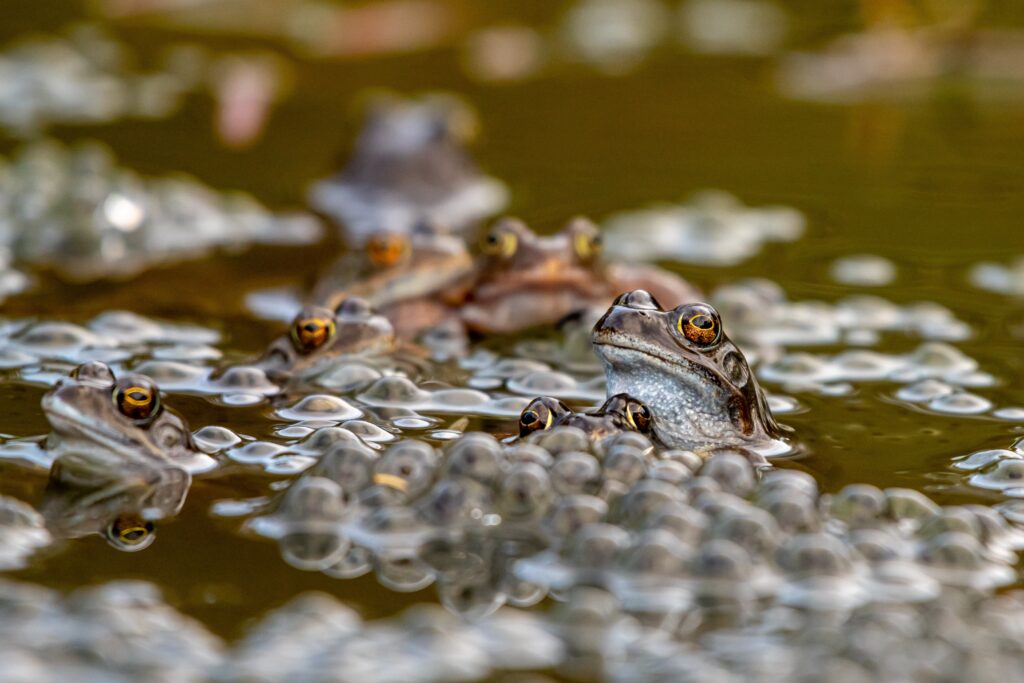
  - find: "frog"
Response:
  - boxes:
[40,361,202,547]
[591,290,788,452]
[461,217,700,335]
[307,92,508,246]
[517,393,654,441]
[312,226,475,339]
[254,298,398,383]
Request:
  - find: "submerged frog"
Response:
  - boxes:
[591,290,788,452]
[312,227,475,338]
[517,394,654,441]
[40,361,202,548]
[253,298,404,389]
[308,93,508,246]
[461,217,700,334]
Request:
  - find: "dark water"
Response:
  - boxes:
[2,0,1024,641]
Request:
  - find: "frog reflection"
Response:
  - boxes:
[39,361,200,550]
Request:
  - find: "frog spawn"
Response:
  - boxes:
[242,429,1024,633]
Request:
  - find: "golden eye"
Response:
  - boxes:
[113,378,161,423]
[625,400,652,432]
[676,303,721,347]
[108,517,154,548]
[367,234,409,267]
[290,309,336,353]
[573,228,602,262]
[518,398,557,438]
[481,226,517,258]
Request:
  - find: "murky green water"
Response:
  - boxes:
[2,0,1024,646]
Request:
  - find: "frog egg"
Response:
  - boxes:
[191,425,241,454]
[830,254,896,286]
[927,392,993,416]
[498,463,554,521]
[280,529,351,572]
[550,451,602,496]
[692,539,753,583]
[603,446,648,486]
[831,350,897,381]
[660,449,704,473]
[918,532,1015,589]
[969,459,1024,493]
[618,529,691,576]
[917,508,982,541]
[375,555,435,592]
[443,433,505,485]
[684,475,723,502]
[647,460,693,486]
[894,379,954,402]
[505,443,555,468]
[341,419,395,443]
[709,507,781,560]
[642,501,708,545]
[884,488,940,526]
[544,495,609,539]
[436,563,503,619]
[374,440,439,499]
[357,484,407,509]
[323,545,374,579]
[532,426,591,455]
[602,431,655,454]
[416,478,491,527]
[565,523,632,569]
[963,504,1024,557]
[210,365,279,394]
[755,489,820,533]
[699,452,756,497]
[904,342,977,376]
[503,575,548,608]
[291,427,361,457]
[692,489,750,522]
[848,528,908,563]
[759,352,829,384]
[828,484,886,528]
[775,533,854,578]
[275,394,363,422]
[596,478,631,506]
[277,477,348,523]
[359,376,431,404]
[612,479,688,530]
[952,448,1019,472]
[310,443,377,494]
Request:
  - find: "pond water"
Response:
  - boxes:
[1,0,1024,678]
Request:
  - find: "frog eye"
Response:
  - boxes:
[481,225,518,258]
[568,219,603,262]
[676,303,722,347]
[113,377,161,424]
[624,400,652,432]
[367,233,409,267]
[518,397,564,438]
[106,517,155,551]
[290,309,336,353]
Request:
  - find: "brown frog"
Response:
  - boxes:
[307,93,508,246]
[517,393,654,441]
[461,217,701,334]
[312,226,475,338]
[592,290,788,452]
[255,298,398,383]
